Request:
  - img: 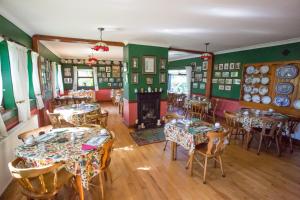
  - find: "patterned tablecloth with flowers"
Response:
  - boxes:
[54,103,100,125]
[15,127,111,189]
[164,120,214,154]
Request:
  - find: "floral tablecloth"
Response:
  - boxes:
[184,99,211,112]
[54,104,100,125]
[15,127,111,189]
[164,120,214,154]
[69,90,96,102]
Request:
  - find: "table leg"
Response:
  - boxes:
[171,142,177,160]
[185,151,194,176]
[75,175,84,200]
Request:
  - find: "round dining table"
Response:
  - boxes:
[54,103,100,125]
[15,126,112,200]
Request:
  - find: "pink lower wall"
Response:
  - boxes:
[123,99,168,127]
[212,97,242,118]
[95,89,111,102]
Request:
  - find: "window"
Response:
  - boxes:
[168,70,188,94]
[78,69,94,87]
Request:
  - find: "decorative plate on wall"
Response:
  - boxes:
[274,96,290,107]
[262,96,272,104]
[246,66,255,74]
[259,86,268,95]
[276,82,294,95]
[252,95,260,103]
[243,94,251,102]
[260,65,269,74]
[261,77,269,85]
[276,64,298,79]
[293,99,300,109]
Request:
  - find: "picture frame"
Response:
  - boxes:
[229,63,235,70]
[191,62,197,71]
[107,83,112,87]
[64,68,71,77]
[196,66,201,72]
[225,78,233,84]
[112,65,121,77]
[215,72,221,77]
[142,56,156,74]
[116,78,121,82]
[203,72,207,77]
[105,66,111,72]
[146,77,153,85]
[109,78,114,82]
[64,78,72,84]
[218,79,225,84]
[212,79,218,83]
[202,61,208,70]
[202,78,207,83]
[112,83,118,87]
[231,71,239,77]
[194,74,201,81]
[224,63,229,70]
[102,73,106,78]
[99,66,106,72]
[103,78,109,82]
[222,72,230,77]
[199,83,206,89]
[214,64,218,70]
[159,73,166,83]
[106,73,111,78]
[218,64,224,70]
[98,78,103,82]
[233,79,241,85]
[225,85,232,91]
[131,73,138,84]
[235,62,241,69]
[132,57,138,68]
[219,85,225,90]
[160,58,167,70]
[192,82,198,88]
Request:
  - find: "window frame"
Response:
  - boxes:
[77,68,94,89]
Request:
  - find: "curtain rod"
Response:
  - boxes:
[0,34,32,51]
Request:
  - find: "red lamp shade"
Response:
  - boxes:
[200,52,212,60]
[91,42,109,52]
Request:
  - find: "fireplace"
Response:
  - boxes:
[137,92,161,128]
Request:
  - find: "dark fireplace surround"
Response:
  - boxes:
[137,92,161,128]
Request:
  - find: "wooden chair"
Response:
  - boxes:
[163,113,185,151]
[87,131,115,199]
[285,117,300,153]
[8,158,74,200]
[18,125,52,143]
[99,110,109,128]
[191,131,228,184]
[167,93,176,111]
[248,117,284,156]
[188,103,206,120]
[118,99,124,116]
[223,111,246,145]
[46,110,75,128]
[206,98,219,123]
[176,94,186,110]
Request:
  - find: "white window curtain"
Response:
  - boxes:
[0,37,8,136]
[51,62,58,98]
[31,51,44,109]
[93,66,99,91]
[57,64,64,95]
[7,41,31,122]
[185,66,192,99]
[73,66,78,91]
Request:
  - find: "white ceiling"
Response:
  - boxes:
[40,41,123,60]
[1,0,300,53]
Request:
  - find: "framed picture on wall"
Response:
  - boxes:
[214,64,218,70]
[199,83,206,89]
[192,82,198,88]
[202,61,208,70]
[99,66,105,72]
[142,56,156,74]
[219,85,225,90]
[116,78,121,82]
[235,62,241,69]
[146,77,153,85]
[160,73,166,83]
[64,68,71,77]
[108,83,112,87]
[160,58,167,70]
[230,71,239,77]
[102,73,106,78]
[233,79,241,84]
[106,66,111,72]
[225,78,232,84]
[104,78,109,82]
[191,62,197,71]
[215,72,221,77]
[109,78,114,82]
[224,63,229,70]
[218,79,225,84]
[112,65,121,77]
[212,79,218,83]
[99,78,103,82]
[222,72,230,77]
[225,85,232,91]
[202,78,207,83]
[112,83,118,87]
[229,63,235,70]
[131,73,138,84]
[219,64,224,70]
[132,57,138,68]
[106,73,111,78]
[196,66,201,72]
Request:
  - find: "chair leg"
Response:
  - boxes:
[99,172,104,199]
[275,134,281,157]
[188,152,194,176]
[289,134,293,153]
[257,133,263,155]
[219,156,225,177]
[203,156,208,184]
[246,132,253,150]
[163,141,168,151]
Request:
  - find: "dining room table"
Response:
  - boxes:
[15,126,112,200]
[164,118,223,172]
[54,103,100,125]
[233,108,290,149]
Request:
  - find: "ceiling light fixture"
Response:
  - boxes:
[200,42,212,60]
[91,27,109,52]
[86,54,98,66]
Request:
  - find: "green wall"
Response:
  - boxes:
[212,42,300,99]
[169,57,205,94]
[123,44,168,101]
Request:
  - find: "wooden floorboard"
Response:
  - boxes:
[1,102,300,200]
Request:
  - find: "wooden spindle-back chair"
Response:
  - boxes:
[285,117,300,153]
[189,103,206,120]
[18,125,52,143]
[223,110,246,145]
[87,131,115,199]
[191,131,228,184]
[8,158,74,199]
[46,110,75,128]
[207,98,219,123]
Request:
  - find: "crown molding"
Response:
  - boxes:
[125,41,170,48]
[214,37,300,55]
[168,54,200,62]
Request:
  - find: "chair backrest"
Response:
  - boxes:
[46,110,62,128]
[259,117,282,135]
[99,110,109,128]
[190,103,206,119]
[206,131,228,156]
[212,98,219,113]
[164,113,183,123]
[18,125,52,143]
[288,117,300,134]
[8,158,63,197]
[224,110,239,129]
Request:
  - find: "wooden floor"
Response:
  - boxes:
[2,102,300,200]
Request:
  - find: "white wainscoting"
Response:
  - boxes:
[0,115,38,195]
